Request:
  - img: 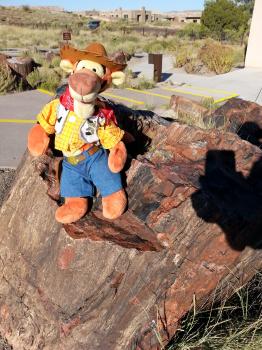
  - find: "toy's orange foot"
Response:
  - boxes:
[55,197,88,224]
[102,189,127,219]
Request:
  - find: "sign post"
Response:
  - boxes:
[148,53,163,82]
[62,30,72,45]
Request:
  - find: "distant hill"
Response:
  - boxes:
[0,6,88,29]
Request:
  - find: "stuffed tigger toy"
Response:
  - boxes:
[28,42,128,224]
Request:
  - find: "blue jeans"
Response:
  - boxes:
[60,148,122,198]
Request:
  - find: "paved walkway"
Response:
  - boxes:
[168,67,262,104]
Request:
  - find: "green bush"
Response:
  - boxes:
[178,23,206,40]
[199,40,234,74]
[201,0,251,41]
[27,67,61,92]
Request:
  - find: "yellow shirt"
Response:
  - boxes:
[37,99,124,154]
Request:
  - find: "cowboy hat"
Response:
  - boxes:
[60,42,126,72]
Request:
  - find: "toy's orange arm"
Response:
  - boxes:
[28,124,50,157]
[97,121,127,173]
[28,99,58,157]
[108,141,127,173]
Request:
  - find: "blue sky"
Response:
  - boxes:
[0,0,205,12]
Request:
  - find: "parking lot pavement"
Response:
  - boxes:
[0,90,51,168]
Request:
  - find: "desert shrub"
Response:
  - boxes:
[27,67,61,92]
[132,77,155,90]
[22,5,30,12]
[144,37,182,54]
[178,23,207,40]
[184,57,203,74]
[0,64,17,95]
[144,39,169,53]
[51,56,61,68]
[199,40,234,74]
[175,48,190,68]
[100,20,125,32]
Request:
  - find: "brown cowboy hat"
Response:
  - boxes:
[60,42,126,72]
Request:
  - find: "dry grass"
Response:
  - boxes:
[169,272,262,350]
[199,40,235,75]
[0,6,245,98]
[175,110,215,130]
[27,67,62,92]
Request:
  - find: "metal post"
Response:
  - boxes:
[148,53,163,82]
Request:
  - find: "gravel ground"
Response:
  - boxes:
[0,168,16,207]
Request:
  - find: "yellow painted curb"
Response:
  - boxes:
[37,88,55,96]
[0,119,36,124]
[102,92,145,105]
[214,94,239,104]
[125,88,170,100]
[161,86,211,99]
[184,84,237,96]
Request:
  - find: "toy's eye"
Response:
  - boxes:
[92,68,97,72]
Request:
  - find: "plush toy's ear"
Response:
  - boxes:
[60,59,74,73]
[111,71,125,86]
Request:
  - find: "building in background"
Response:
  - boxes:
[164,11,202,24]
[84,7,202,24]
[96,7,162,23]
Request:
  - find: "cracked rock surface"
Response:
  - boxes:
[1,100,262,349]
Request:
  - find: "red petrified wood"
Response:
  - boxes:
[0,100,262,349]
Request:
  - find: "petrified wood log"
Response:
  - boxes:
[1,101,262,350]
[6,56,36,78]
[205,98,262,147]
[169,95,210,118]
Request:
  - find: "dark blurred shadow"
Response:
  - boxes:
[237,121,262,148]
[191,143,262,251]
[161,73,173,81]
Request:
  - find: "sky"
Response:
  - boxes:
[0,0,205,12]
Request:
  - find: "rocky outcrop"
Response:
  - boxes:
[1,100,262,349]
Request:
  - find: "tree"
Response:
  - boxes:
[201,0,251,40]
